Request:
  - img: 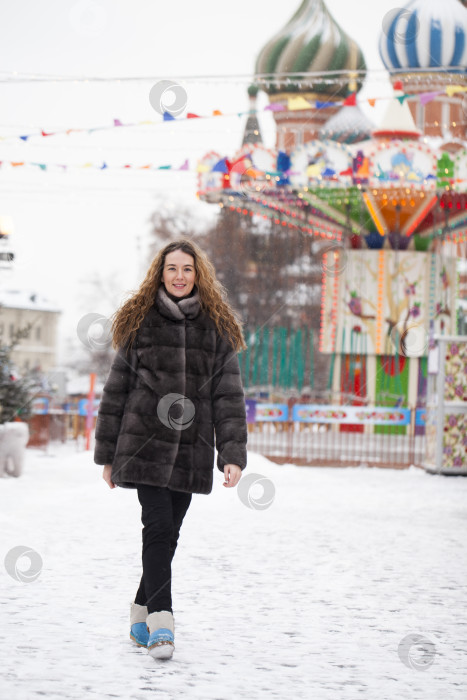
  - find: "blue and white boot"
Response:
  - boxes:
[130,603,149,647]
[146,610,174,660]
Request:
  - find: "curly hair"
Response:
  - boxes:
[110,239,246,352]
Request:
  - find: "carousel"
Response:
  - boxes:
[197,0,467,467]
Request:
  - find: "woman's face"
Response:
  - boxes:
[162,250,196,298]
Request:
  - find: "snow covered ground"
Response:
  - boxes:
[1,442,466,700]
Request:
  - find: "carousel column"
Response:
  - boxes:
[407,357,419,436]
[364,354,377,437]
[331,266,344,435]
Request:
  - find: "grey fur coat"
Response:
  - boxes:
[94,285,247,495]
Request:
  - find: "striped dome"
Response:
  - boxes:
[379,0,467,72]
[254,0,366,97]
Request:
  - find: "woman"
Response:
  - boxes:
[94,239,248,660]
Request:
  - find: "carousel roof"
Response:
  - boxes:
[372,90,422,139]
[319,105,374,144]
[254,0,366,97]
[379,0,467,72]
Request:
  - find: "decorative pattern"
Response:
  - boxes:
[228,144,278,193]
[196,151,224,195]
[368,141,437,189]
[444,341,467,402]
[289,140,353,188]
[442,411,467,469]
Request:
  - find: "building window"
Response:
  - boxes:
[35,326,41,341]
[9,323,14,338]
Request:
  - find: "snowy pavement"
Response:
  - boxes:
[1,442,466,700]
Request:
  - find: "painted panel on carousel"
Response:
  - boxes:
[289,140,353,188]
[368,141,437,189]
[380,250,429,357]
[196,151,224,196]
[443,411,467,470]
[432,254,457,338]
[320,250,457,355]
[453,149,467,192]
[228,144,277,196]
[444,340,467,403]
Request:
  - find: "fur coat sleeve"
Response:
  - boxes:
[94,342,136,466]
[211,334,248,471]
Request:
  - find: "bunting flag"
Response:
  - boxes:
[445,85,467,97]
[343,93,357,107]
[315,100,336,109]
[287,95,313,111]
[211,158,228,173]
[265,103,286,112]
[396,93,411,105]
[419,91,443,105]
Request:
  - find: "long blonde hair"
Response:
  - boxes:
[110,239,246,352]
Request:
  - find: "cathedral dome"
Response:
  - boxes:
[319,105,374,143]
[379,0,467,72]
[254,0,366,97]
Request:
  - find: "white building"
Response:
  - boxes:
[0,289,61,373]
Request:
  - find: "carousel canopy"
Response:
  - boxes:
[254,0,366,97]
[379,0,467,72]
[372,90,422,139]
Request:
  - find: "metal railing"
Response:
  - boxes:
[247,422,426,468]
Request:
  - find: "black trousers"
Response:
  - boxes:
[134,484,192,615]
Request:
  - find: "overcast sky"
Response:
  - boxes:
[0,0,400,363]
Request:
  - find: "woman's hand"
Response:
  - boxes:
[103,464,116,489]
[223,464,242,488]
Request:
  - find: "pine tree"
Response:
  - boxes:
[0,325,35,425]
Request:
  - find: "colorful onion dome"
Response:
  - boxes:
[254,0,366,97]
[319,106,374,144]
[379,0,467,72]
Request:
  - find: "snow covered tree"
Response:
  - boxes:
[0,324,35,424]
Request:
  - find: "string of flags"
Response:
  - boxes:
[2,82,467,142]
[0,159,192,172]
[4,154,467,188]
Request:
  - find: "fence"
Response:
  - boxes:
[247,423,425,468]
[25,398,426,469]
[246,402,426,468]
